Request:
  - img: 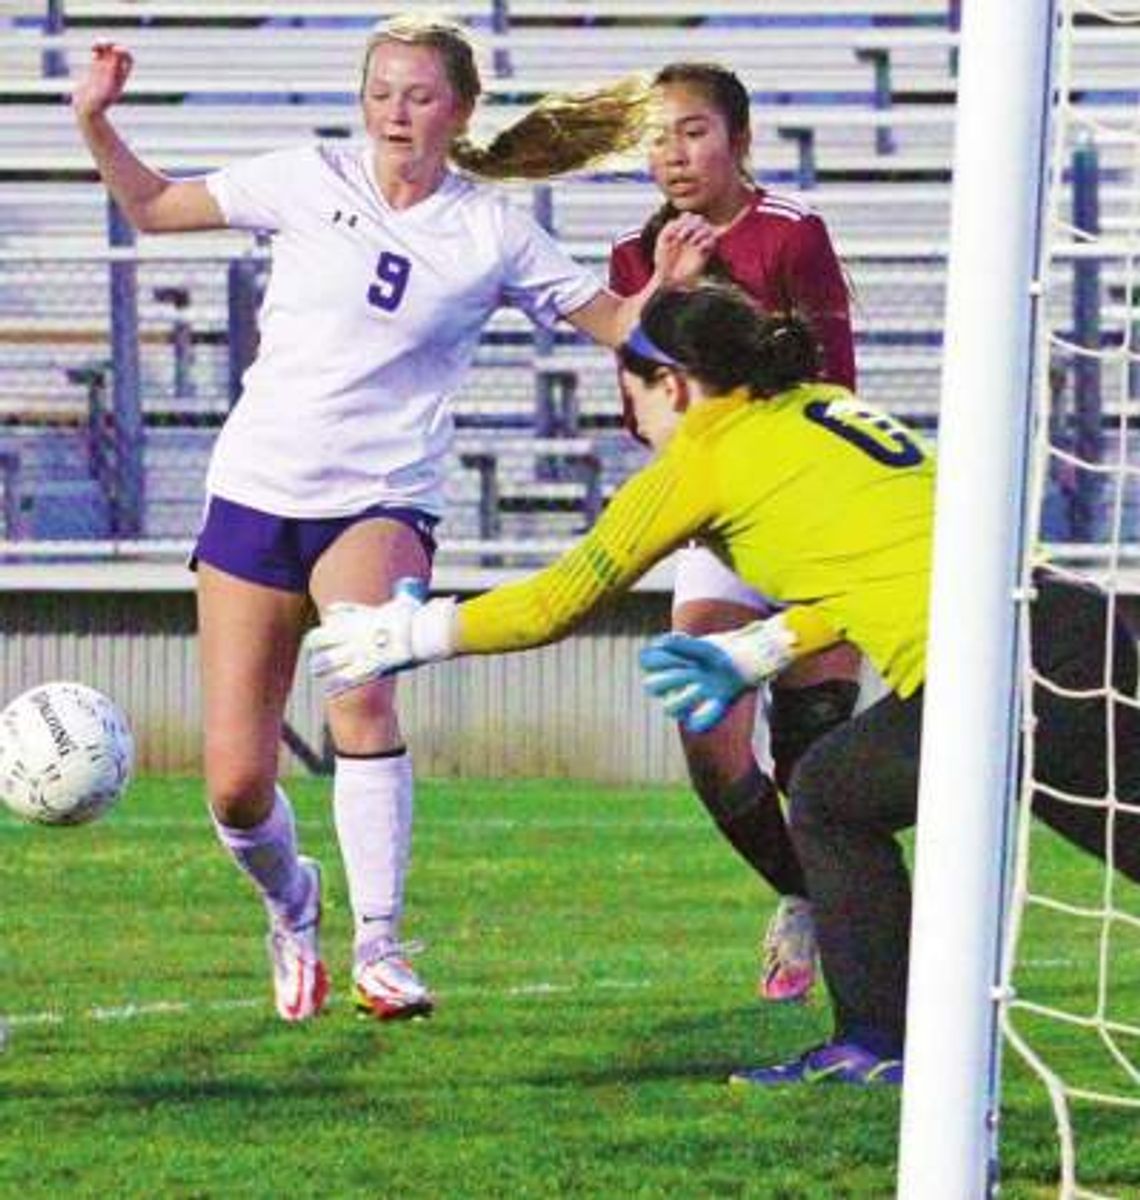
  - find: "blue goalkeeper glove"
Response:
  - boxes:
[639,635,749,733]
[639,615,799,733]
[305,577,458,697]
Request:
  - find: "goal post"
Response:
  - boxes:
[897,2,1057,1197]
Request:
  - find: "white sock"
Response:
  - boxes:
[212,785,311,927]
[333,751,414,966]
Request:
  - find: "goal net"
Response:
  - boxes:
[967,0,1140,1196]
[898,4,1140,1198]
[999,1,1140,1196]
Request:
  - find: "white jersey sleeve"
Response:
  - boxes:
[496,201,601,329]
[204,146,310,232]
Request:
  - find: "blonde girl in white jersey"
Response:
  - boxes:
[72,15,712,1023]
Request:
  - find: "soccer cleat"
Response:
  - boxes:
[353,949,435,1021]
[266,856,329,1023]
[729,1040,903,1087]
[759,895,818,1002]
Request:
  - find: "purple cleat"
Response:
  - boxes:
[729,1040,903,1087]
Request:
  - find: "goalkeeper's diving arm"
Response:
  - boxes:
[304,571,843,724]
[306,567,613,698]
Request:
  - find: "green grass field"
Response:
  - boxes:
[2,777,1138,1199]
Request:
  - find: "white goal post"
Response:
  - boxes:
[898,1,1057,1197]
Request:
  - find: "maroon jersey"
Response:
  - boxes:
[610,190,855,432]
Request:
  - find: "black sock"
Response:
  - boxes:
[702,765,808,898]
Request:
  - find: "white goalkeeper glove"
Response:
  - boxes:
[306,577,459,697]
[639,614,799,734]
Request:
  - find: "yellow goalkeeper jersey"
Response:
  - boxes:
[458,383,935,697]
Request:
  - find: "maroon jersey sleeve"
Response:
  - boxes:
[608,234,651,297]
[608,235,653,439]
[776,214,856,390]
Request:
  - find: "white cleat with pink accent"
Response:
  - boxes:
[353,949,435,1021]
[759,895,818,1003]
[267,856,329,1022]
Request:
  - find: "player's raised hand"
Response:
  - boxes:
[72,41,134,120]
[654,212,717,286]
[306,578,458,697]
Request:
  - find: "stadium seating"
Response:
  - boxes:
[2,0,1138,547]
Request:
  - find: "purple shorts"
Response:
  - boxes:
[191,495,438,593]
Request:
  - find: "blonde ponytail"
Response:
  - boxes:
[450,75,652,181]
[362,16,651,181]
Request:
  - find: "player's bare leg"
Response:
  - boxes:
[198,564,329,1022]
[311,517,435,1020]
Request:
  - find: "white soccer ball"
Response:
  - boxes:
[0,682,134,826]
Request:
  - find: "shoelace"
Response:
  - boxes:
[358,937,427,972]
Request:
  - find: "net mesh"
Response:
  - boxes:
[1000,3,1140,1196]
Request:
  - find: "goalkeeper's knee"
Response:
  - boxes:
[770,679,860,794]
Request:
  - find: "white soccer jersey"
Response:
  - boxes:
[204,143,602,517]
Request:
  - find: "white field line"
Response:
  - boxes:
[2,978,653,1030]
[11,956,1125,1029]
[0,815,704,833]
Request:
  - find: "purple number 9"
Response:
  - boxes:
[368,251,411,312]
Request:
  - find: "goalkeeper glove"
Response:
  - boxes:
[306,577,458,697]
[639,614,799,733]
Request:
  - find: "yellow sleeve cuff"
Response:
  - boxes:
[781,605,842,659]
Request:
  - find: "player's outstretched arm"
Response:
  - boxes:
[306,580,459,696]
[640,607,842,733]
[73,42,224,233]
[566,213,716,347]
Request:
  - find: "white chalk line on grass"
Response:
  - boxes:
[13,959,1121,1028]
[0,815,704,834]
[3,978,653,1030]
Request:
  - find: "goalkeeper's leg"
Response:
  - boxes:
[769,676,862,797]
[785,691,924,1055]
[730,692,922,1085]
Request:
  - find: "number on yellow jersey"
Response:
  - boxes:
[803,398,925,468]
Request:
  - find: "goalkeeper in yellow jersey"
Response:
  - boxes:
[306,280,1140,1086]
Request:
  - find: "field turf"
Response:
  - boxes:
[2,777,1137,1198]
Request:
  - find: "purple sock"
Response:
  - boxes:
[212,786,311,927]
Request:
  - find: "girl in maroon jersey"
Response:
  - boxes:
[609,62,864,1003]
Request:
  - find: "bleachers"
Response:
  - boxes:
[1,1,1137,551]
[0,11,967,178]
[52,0,495,19]
[2,17,955,89]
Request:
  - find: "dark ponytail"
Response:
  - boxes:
[637,281,821,397]
[745,314,822,394]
